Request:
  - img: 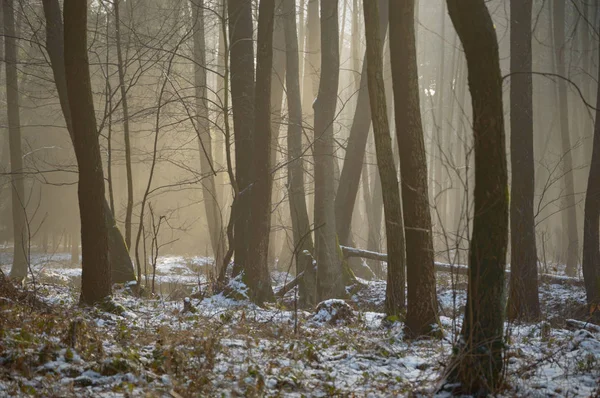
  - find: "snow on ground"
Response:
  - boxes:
[0,252,599,396]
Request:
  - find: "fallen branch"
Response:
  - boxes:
[565,318,600,333]
[276,271,304,297]
[339,246,585,287]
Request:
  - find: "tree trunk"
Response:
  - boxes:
[507,0,540,321]
[367,159,384,273]
[553,0,579,276]
[114,0,134,251]
[334,0,388,247]
[314,0,345,300]
[42,0,135,284]
[191,0,226,272]
[363,0,406,316]
[582,34,600,308]
[245,0,276,304]
[389,0,439,336]
[267,12,287,267]
[228,0,255,278]
[282,0,317,307]
[301,0,320,113]
[64,0,112,305]
[445,0,509,394]
[351,0,360,90]
[3,0,28,282]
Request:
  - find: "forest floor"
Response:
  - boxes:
[1,252,600,397]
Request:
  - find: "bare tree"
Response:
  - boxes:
[582,29,600,310]
[114,0,134,250]
[64,0,111,304]
[42,0,135,284]
[282,0,317,306]
[191,0,226,271]
[389,0,439,336]
[314,0,345,300]
[335,0,388,248]
[552,0,579,276]
[3,0,27,282]
[245,0,276,304]
[228,0,255,280]
[444,0,509,393]
[362,0,405,316]
[507,0,540,321]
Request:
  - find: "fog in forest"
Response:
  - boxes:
[1,1,591,274]
[1,0,600,396]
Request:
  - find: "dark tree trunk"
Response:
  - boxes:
[245,0,276,304]
[114,0,134,251]
[282,0,317,306]
[64,0,112,305]
[335,0,388,247]
[445,0,509,394]
[582,35,600,308]
[553,0,579,276]
[314,0,345,300]
[363,0,406,316]
[191,0,226,272]
[42,0,135,284]
[507,0,540,321]
[3,0,27,281]
[228,0,256,279]
[389,0,439,336]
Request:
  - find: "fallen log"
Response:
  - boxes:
[339,245,585,287]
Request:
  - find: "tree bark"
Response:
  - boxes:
[191,0,226,273]
[42,0,135,284]
[314,0,345,300]
[507,0,540,321]
[245,0,276,304]
[582,32,600,308]
[363,0,406,316]
[228,0,255,278]
[64,0,112,305]
[282,0,317,306]
[389,0,439,336]
[3,0,28,281]
[445,0,509,394]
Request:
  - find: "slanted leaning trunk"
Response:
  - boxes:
[42,0,135,284]
[334,0,388,247]
[64,0,112,304]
